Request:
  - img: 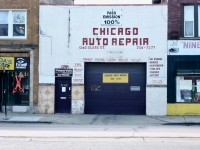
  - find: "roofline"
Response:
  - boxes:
[40,4,166,6]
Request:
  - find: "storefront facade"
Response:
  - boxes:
[167,0,200,115]
[0,0,39,113]
[168,41,200,115]
[39,5,167,115]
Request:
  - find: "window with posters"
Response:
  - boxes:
[0,57,30,106]
[176,70,200,103]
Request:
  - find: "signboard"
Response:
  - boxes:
[102,10,122,26]
[0,57,14,70]
[55,68,73,77]
[15,57,29,70]
[148,57,165,78]
[103,73,128,83]
[168,40,200,55]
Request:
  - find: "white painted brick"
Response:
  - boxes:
[146,87,167,116]
[39,5,168,115]
[12,106,28,113]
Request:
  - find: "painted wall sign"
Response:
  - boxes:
[15,57,29,70]
[168,40,200,55]
[148,57,164,78]
[0,57,14,70]
[102,10,122,26]
[103,73,128,83]
[55,68,73,77]
[79,27,152,49]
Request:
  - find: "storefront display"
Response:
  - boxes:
[176,76,200,103]
[5,71,29,105]
[1,57,30,106]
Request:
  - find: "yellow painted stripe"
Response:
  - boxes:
[167,104,200,116]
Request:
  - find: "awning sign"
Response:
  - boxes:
[0,57,14,70]
[103,73,128,83]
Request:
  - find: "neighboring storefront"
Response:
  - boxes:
[0,57,30,110]
[39,5,167,115]
[168,40,200,115]
[167,0,200,115]
[0,0,39,113]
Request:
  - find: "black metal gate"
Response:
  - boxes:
[85,63,146,114]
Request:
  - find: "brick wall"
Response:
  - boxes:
[40,0,73,4]
[40,5,168,115]
[0,0,39,106]
[168,0,198,39]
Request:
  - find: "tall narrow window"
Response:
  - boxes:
[184,6,194,37]
[198,6,200,37]
[13,11,25,36]
[0,12,8,36]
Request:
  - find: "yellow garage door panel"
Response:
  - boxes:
[167,104,200,115]
[103,73,128,83]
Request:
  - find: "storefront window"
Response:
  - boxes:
[176,76,200,103]
[5,71,29,105]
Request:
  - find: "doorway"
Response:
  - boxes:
[0,74,2,112]
[55,78,71,113]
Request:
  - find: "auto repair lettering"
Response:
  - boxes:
[79,27,149,49]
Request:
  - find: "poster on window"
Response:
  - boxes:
[0,57,14,70]
[180,89,192,101]
[15,57,29,70]
[196,80,200,92]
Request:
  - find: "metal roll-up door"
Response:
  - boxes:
[85,63,146,114]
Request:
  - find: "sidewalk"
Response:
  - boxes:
[1,112,200,125]
[1,112,200,138]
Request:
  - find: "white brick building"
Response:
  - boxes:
[39,5,167,115]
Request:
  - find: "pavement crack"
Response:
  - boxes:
[148,116,170,123]
[183,116,186,122]
[89,115,99,124]
[113,115,117,124]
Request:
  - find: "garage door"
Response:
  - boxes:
[85,63,146,114]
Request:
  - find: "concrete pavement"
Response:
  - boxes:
[1,112,200,138]
[0,112,200,125]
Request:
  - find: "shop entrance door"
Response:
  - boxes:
[55,78,71,113]
[0,74,3,112]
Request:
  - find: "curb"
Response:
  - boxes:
[0,121,52,124]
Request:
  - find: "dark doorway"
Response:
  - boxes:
[55,78,71,113]
[0,74,2,112]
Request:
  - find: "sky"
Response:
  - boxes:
[74,0,152,4]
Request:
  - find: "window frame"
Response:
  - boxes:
[0,9,27,40]
[183,4,199,38]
